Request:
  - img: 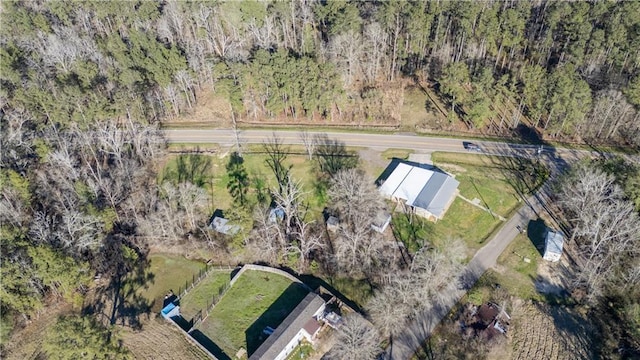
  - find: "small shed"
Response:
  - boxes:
[326,216,339,232]
[209,216,240,235]
[371,210,392,233]
[269,206,285,223]
[543,229,564,262]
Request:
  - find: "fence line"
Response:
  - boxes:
[191,264,312,329]
[177,263,238,300]
[162,314,219,360]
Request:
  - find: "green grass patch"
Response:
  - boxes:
[160,151,327,217]
[400,86,434,131]
[179,271,232,320]
[493,234,541,301]
[430,198,500,255]
[465,234,542,306]
[286,340,314,360]
[140,254,206,309]
[195,270,309,358]
[381,148,414,160]
[391,212,431,253]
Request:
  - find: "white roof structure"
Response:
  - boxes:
[543,229,564,262]
[379,163,459,219]
[209,216,240,235]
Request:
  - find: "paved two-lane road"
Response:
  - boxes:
[164,128,595,164]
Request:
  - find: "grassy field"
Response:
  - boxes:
[380,148,414,160]
[161,151,325,214]
[466,233,542,305]
[179,271,232,320]
[140,254,206,311]
[194,270,309,358]
[425,152,545,254]
[400,86,442,131]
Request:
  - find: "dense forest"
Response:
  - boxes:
[1,0,640,358]
[1,1,640,143]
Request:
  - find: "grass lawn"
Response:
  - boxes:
[195,270,309,358]
[161,151,326,215]
[419,152,546,254]
[141,254,206,310]
[179,270,232,321]
[431,199,502,254]
[326,276,374,310]
[400,86,441,131]
[466,230,543,306]
[381,148,414,160]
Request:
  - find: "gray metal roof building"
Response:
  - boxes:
[379,162,460,220]
[249,292,325,360]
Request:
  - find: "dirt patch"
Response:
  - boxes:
[171,87,231,126]
[358,148,388,169]
[510,302,594,360]
[121,316,210,360]
[534,253,574,297]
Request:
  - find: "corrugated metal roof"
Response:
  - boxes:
[379,163,412,198]
[411,172,447,210]
[379,162,459,218]
[422,176,460,218]
[399,166,434,204]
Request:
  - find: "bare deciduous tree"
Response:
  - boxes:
[299,130,315,160]
[328,168,385,224]
[326,315,381,360]
[559,162,640,303]
[263,135,291,197]
[246,205,287,264]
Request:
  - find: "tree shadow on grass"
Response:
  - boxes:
[245,283,309,356]
[533,302,596,360]
[298,274,367,314]
[83,222,154,331]
[313,134,359,179]
[161,150,213,187]
[190,330,232,360]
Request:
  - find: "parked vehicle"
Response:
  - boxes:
[463,142,482,152]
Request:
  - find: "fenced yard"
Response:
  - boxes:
[141,254,207,312]
[178,270,232,321]
[191,269,309,359]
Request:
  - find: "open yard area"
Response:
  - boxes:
[427,152,545,253]
[140,254,206,312]
[192,270,309,359]
[179,270,232,321]
[161,148,332,215]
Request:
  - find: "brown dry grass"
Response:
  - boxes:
[171,87,232,126]
[120,315,210,360]
[509,302,594,360]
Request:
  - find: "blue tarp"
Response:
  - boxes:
[161,302,176,316]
